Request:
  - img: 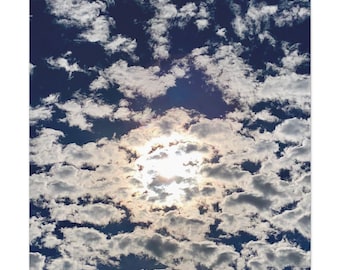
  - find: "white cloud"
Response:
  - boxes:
[29,63,36,75]
[273,118,310,143]
[191,44,257,105]
[46,257,94,270]
[232,4,278,39]
[131,107,155,124]
[56,97,114,131]
[41,233,63,249]
[89,74,109,90]
[30,105,54,125]
[57,100,92,130]
[197,3,209,19]
[42,93,60,105]
[242,240,310,269]
[275,5,310,27]
[252,109,279,122]
[258,30,276,46]
[195,19,209,30]
[191,42,310,112]
[112,106,132,121]
[284,139,310,162]
[47,54,84,78]
[105,34,137,59]
[147,0,211,59]
[281,42,309,73]
[30,216,56,245]
[110,104,154,124]
[272,190,311,238]
[30,252,45,270]
[195,3,209,31]
[232,15,248,39]
[30,128,65,166]
[216,27,226,38]
[46,0,114,44]
[30,105,310,268]
[46,0,107,27]
[147,1,178,60]
[258,73,310,112]
[50,203,126,225]
[90,60,181,99]
[80,15,112,42]
[177,2,197,28]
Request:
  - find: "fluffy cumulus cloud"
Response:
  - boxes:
[30,0,310,269]
[30,105,54,125]
[90,60,186,99]
[46,0,107,27]
[147,0,178,60]
[56,95,115,130]
[232,3,278,39]
[191,44,258,105]
[30,252,45,270]
[47,53,85,78]
[104,34,138,59]
[147,0,214,59]
[30,106,310,268]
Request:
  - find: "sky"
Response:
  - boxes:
[27,0,313,269]
[2,0,339,269]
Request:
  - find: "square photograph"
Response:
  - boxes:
[29,0,311,269]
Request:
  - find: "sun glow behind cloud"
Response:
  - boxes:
[134,133,204,206]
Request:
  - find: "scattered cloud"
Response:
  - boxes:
[30,252,45,270]
[90,60,185,99]
[195,19,209,30]
[50,203,126,225]
[177,2,197,28]
[216,27,226,38]
[273,118,310,143]
[147,0,178,59]
[281,42,309,73]
[46,0,107,28]
[232,3,278,39]
[274,4,310,27]
[56,96,114,130]
[47,52,85,78]
[30,105,54,125]
[30,63,36,75]
[80,15,112,42]
[242,240,310,269]
[104,34,138,59]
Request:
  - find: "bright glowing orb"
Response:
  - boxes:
[134,133,204,205]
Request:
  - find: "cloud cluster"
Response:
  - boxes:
[232,3,278,39]
[90,60,186,99]
[147,1,213,59]
[230,1,310,41]
[46,0,139,61]
[30,105,54,125]
[31,0,310,268]
[46,0,107,27]
[56,96,114,131]
[46,0,113,44]
[30,104,310,268]
[47,52,85,78]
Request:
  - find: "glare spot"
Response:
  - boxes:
[134,133,204,206]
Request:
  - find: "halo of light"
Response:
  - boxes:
[134,133,204,206]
